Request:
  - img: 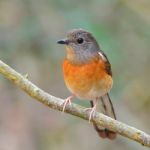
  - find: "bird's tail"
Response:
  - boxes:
[90,93,117,140]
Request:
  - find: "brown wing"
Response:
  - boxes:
[98,50,112,76]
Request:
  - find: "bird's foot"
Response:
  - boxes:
[85,104,97,122]
[62,95,74,112]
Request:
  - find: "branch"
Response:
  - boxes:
[0,60,149,148]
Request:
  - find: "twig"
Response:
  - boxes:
[0,60,149,148]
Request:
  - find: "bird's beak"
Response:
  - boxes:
[57,38,69,45]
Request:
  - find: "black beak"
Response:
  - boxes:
[57,39,69,45]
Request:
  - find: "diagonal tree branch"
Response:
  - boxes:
[0,60,149,148]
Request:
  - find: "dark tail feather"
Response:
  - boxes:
[90,93,117,140]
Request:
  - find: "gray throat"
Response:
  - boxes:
[67,50,98,65]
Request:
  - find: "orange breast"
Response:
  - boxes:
[63,58,112,99]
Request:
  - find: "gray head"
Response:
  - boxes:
[57,29,100,64]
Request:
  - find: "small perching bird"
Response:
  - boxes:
[57,29,116,139]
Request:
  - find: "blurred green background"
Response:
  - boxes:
[0,0,150,149]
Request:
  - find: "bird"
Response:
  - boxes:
[57,28,117,140]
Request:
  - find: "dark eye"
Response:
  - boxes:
[77,38,84,44]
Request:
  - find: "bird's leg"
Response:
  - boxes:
[62,95,74,112]
[85,99,98,122]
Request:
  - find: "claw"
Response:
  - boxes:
[85,103,97,122]
[62,96,73,112]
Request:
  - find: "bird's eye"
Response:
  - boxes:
[77,38,84,44]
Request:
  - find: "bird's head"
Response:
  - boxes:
[57,29,100,64]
